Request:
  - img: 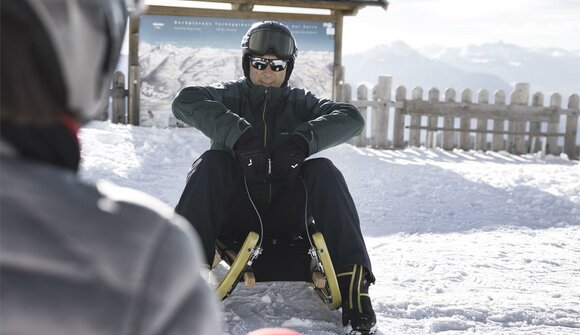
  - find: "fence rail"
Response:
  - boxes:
[339,76,579,159]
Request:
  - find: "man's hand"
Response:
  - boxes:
[234,130,270,183]
[272,135,309,186]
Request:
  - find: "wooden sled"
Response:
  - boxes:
[214,227,342,310]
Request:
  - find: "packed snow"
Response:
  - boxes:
[79,121,580,334]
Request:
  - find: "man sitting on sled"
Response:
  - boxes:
[173,20,376,334]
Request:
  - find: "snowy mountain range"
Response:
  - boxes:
[115,40,579,125]
[343,41,580,100]
[133,43,333,126]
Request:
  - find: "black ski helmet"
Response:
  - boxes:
[241,21,298,87]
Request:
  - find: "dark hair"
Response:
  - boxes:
[1,1,67,125]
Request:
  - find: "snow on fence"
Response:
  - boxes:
[339,76,579,159]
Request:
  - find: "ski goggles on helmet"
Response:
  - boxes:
[247,30,295,59]
[249,57,289,72]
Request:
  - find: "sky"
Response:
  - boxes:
[146,0,580,53]
[135,0,580,54]
[343,0,580,53]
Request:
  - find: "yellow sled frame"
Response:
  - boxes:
[311,232,342,310]
[215,231,342,310]
[216,231,260,300]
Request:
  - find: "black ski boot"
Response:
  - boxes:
[337,264,376,335]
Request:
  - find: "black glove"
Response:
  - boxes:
[234,130,270,183]
[272,135,309,186]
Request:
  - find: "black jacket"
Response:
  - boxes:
[172,78,364,202]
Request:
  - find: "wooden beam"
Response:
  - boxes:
[402,100,572,120]
[333,11,343,101]
[144,0,383,16]
[192,0,361,11]
[145,5,336,22]
[406,125,566,137]
[128,16,140,126]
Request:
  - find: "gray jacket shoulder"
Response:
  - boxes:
[0,158,221,335]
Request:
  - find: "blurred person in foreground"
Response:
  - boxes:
[172,21,376,334]
[0,1,221,334]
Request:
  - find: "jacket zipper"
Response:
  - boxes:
[262,89,272,204]
[262,89,269,145]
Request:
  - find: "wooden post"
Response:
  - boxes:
[128,16,140,126]
[509,83,529,154]
[336,66,346,102]
[564,94,579,159]
[529,92,544,153]
[442,88,456,150]
[332,13,344,102]
[475,89,489,151]
[459,89,472,150]
[427,88,439,148]
[112,71,126,124]
[355,84,368,147]
[342,83,352,103]
[128,65,141,126]
[342,83,355,145]
[392,86,406,148]
[370,84,379,147]
[492,90,506,151]
[409,87,423,147]
[547,93,561,155]
[371,76,391,148]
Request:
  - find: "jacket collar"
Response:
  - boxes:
[241,78,290,105]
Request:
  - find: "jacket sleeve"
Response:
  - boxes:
[293,91,364,155]
[137,215,222,335]
[172,84,251,149]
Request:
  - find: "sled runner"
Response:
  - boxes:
[214,226,342,310]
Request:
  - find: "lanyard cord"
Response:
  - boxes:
[300,176,321,270]
[243,175,264,264]
[300,176,315,249]
[242,174,316,265]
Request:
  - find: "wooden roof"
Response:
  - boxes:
[219,0,389,9]
[298,0,388,10]
[179,0,389,15]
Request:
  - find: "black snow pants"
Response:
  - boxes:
[175,150,373,278]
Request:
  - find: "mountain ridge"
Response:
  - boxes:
[343,40,579,99]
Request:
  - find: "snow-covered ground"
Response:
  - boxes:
[79,121,580,334]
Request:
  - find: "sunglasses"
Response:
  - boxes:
[249,57,289,72]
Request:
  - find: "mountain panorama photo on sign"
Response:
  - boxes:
[137,16,335,127]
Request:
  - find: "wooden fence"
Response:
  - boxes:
[105,71,579,159]
[339,76,579,159]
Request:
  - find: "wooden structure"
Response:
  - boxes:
[341,76,580,159]
[110,72,579,158]
[124,0,388,125]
